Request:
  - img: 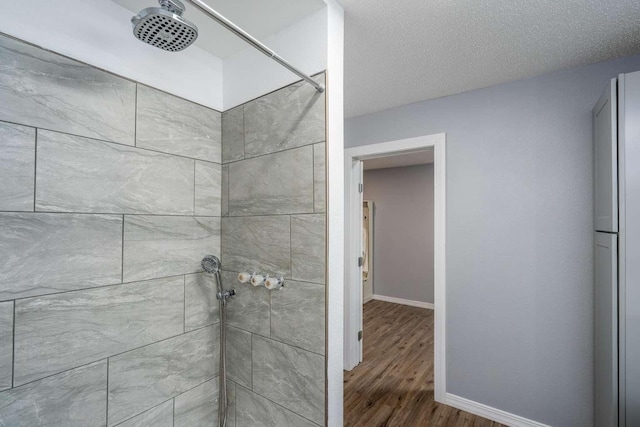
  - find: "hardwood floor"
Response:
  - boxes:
[344,300,505,427]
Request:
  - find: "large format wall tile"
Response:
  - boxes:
[174,378,218,427]
[14,277,184,386]
[221,216,290,276]
[195,161,222,216]
[228,146,314,216]
[136,85,221,163]
[271,280,325,355]
[244,75,325,158]
[0,122,35,211]
[313,143,325,213]
[108,325,219,426]
[223,274,270,337]
[236,386,318,427]
[0,302,12,391]
[252,336,324,424]
[291,215,326,284]
[123,216,220,282]
[0,212,122,301]
[185,273,220,331]
[36,130,194,214]
[117,400,173,427]
[222,105,244,163]
[227,326,252,388]
[0,35,135,145]
[0,360,107,427]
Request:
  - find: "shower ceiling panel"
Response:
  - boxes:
[112,0,325,58]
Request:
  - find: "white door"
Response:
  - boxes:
[593,79,618,232]
[595,232,618,427]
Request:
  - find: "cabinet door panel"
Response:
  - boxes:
[594,79,618,232]
[595,232,618,427]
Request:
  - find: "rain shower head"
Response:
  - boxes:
[131,0,198,52]
[201,255,221,274]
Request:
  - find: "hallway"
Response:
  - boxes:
[344,300,505,426]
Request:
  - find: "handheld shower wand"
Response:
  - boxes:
[201,255,234,427]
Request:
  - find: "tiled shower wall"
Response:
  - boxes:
[221,75,327,426]
[0,34,224,426]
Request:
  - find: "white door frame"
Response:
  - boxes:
[343,133,447,403]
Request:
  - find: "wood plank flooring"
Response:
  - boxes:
[344,300,505,427]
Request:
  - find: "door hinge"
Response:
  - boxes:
[358,330,363,341]
[358,183,363,193]
[358,256,364,267]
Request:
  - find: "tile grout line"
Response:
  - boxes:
[7,323,220,391]
[4,272,204,304]
[105,358,109,426]
[134,84,138,147]
[121,215,125,283]
[11,300,15,388]
[33,129,37,211]
[172,398,175,427]
[0,210,223,218]
[193,160,196,215]
[0,119,223,165]
[183,276,186,334]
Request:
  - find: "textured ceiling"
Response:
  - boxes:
[339,0,640,118]
[113,0,325,58]
[364,150,433,170]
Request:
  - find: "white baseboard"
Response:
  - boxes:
[363,294,374,303]
[372,294,434,310]
[444,394,550,427]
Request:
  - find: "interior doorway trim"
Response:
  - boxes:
[343,133,447,403]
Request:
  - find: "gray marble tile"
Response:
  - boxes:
[227,326,252,388]
[222,105,244,163]
[195,161,221,216]
[108,325,219,426]
[221,216,290,277]
[0,35,135,145]
[222,164,229,217]
[0,122,35,211]
[14,277,184,386]
[174,378,218,427]
[235,386,319,427]
[0,360,107,427]
[116,400,173,427]
[291,215,326,284]
[0,301,12,391]
[185,273,220,331]
[35,130,194,214]
[252,336,325,424]
[244,75,325,158]
[271,280,325,355]
[223,274,270,337]
[228,146,314,216]
[123,216,220,282]
[0,212,122,301]
[136,85,221,163]
[313,143,325,213]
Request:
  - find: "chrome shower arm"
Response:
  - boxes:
[183,0,325,93]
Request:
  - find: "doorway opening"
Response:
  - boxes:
[343,134,448,424]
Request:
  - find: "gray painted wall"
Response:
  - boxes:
[363,164,434,304]
[221,75,327,426]
[346,54,640,427]
[0,34,223,426]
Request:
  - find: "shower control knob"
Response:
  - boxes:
[265,276,285,290]
[238,272,252,283]
[251,274,267,287]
